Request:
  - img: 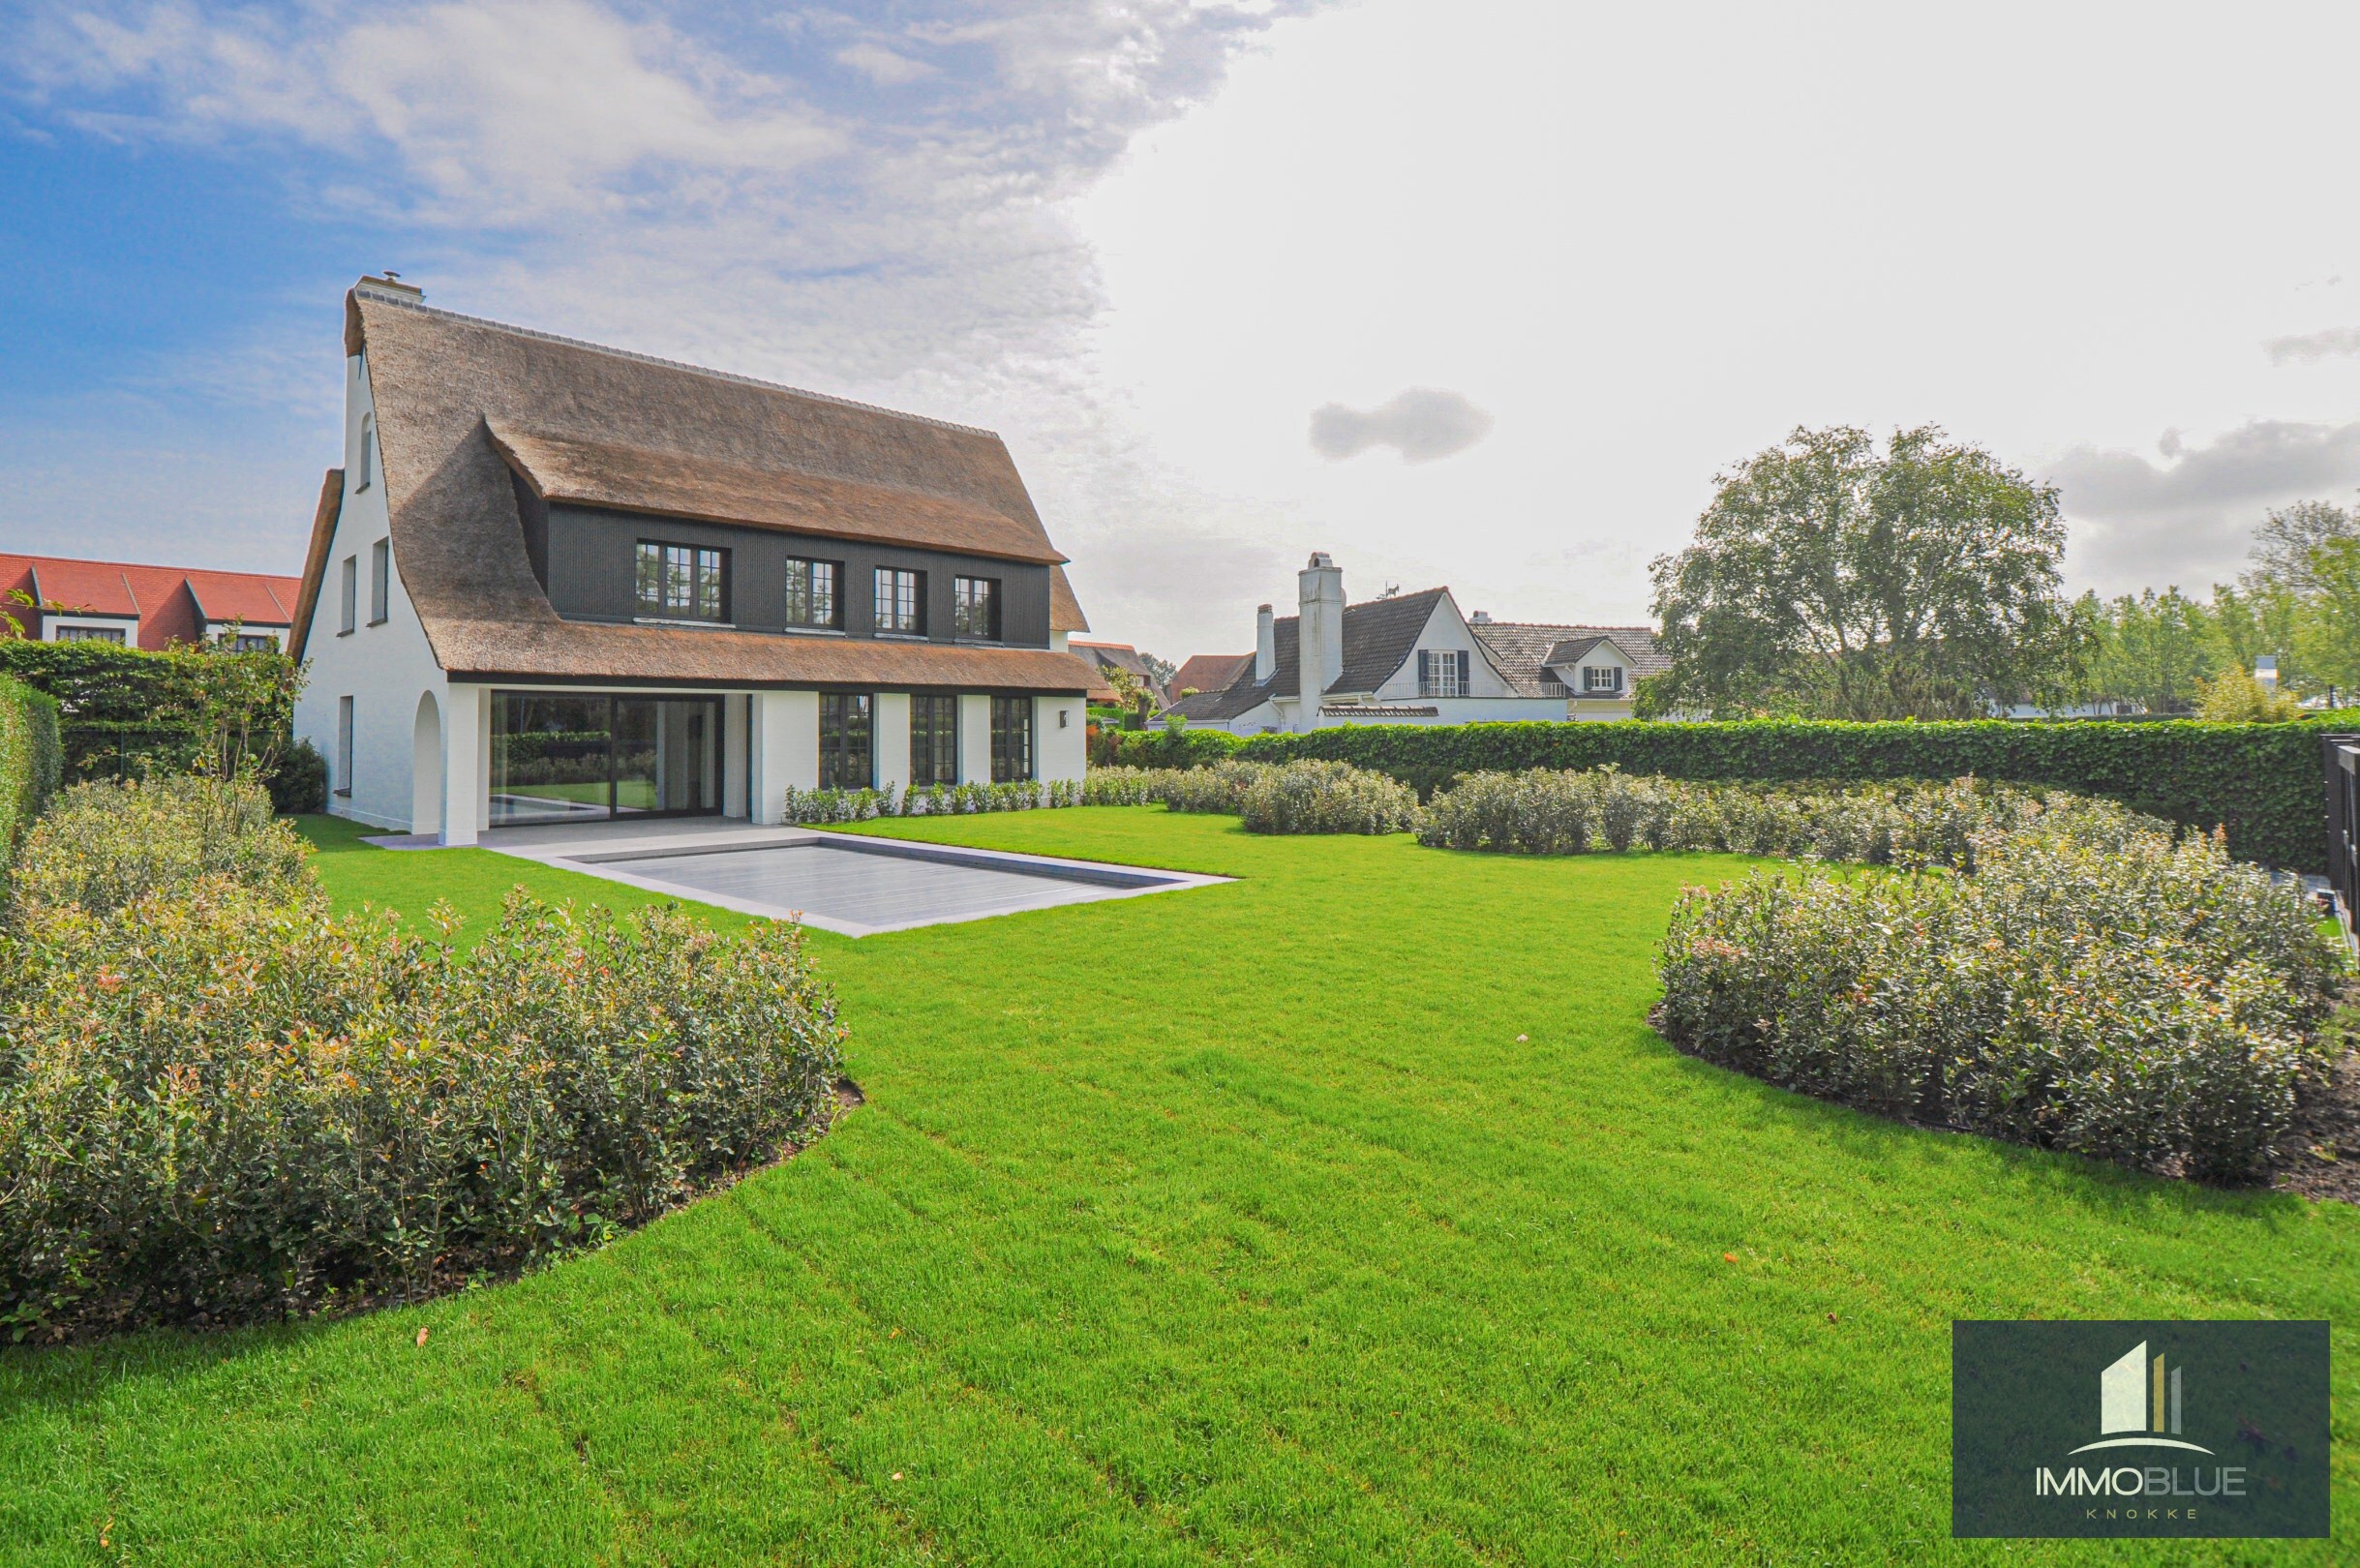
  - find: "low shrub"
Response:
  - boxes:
[780,778,1079,824]
[1236,759,1421,835]
[1654,798,2345,1183]
[1084,761,1417,833]
[0,775,846,1340]
[1420,769,2043,869]
[11,771,311,917]
[268,736,328,815]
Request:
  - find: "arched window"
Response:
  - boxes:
[357,413,377,491]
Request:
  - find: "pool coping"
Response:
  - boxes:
[477,822,1231,937]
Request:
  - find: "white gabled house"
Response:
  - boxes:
[292,276,1096,843]
[1164,554,1668,734]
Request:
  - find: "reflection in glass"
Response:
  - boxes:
[489,693,720,825]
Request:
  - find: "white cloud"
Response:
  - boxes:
[835,43,935,87]
[2266,327,2360,365]
[1309,388,1493,464]
[2048,420,2360,587]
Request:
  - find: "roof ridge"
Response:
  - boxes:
[352,284,1001,439]
[0,553,296,582]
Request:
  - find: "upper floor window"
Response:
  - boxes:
[1582,664,1622,694]
[1416,649,1469,698]
[1540,675,1568,697]
[58,625,126,645]
[636,541,728,621]
[356,414,376,492]
[953,576,1000,640]
[233,633,277,653]
[339,555,358,635]
[875,567,924,634]
[369,538,390,624]
[785,558,842,628]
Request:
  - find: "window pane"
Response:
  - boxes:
[820,693,874,789]
[491,693,614,826]
[989,696,1032,783]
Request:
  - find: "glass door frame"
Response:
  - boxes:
[490,690,726,826]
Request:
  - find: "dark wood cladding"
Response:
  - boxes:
[538,502,1051,648]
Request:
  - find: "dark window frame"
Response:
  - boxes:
[873,566,926,635]
[820,692,874,789]
[953,575,1001,640]
[910,693,960,786]
[989,695,1033,783]
[784,557,844,629]
[635,540,730,622]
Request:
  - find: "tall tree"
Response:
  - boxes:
[1641,426,2074,719]
[2296,535,2360,702]
[2244,497,2357,595]
[2084,588,2217,713]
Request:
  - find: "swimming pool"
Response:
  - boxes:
[531,829,1224,936]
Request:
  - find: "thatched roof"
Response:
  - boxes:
[310,283,1093,689]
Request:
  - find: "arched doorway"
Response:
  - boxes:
[410,690,442,838]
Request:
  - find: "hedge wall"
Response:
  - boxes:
[0,675,63,865]
[1113,719,2356,872]
[0,641,298,785]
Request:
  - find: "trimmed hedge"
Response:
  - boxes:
[1113,718,2359,871]
[0,676,62,865]
[0,640,299,785]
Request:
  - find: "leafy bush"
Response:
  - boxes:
[1112,717,2360,871]
[0,675,61,867]
[0,775,846,1340]
[1420,769,2043,869]
[1083,761,1418,833]
[1655,798,2345,1182]
[779,777,1080,824]
[1236,760,1421,834]
[11,772,311,917]
[268,736,328,815]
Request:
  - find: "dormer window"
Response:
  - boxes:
[1582,664,1622,694]
[1416,649,1469,698]
[636,541,727,622]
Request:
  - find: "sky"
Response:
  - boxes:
[7,0,2360,662]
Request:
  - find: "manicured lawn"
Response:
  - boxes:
[3,807,2353,1563]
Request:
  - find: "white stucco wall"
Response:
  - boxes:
[750,689,821,824]
[957,693,993,783]
[1036,693,1084,783]
[294,350,454,835]
[1371,596,1519,702]
[874,691,912,793]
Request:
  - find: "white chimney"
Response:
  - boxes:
[1255,603,1276,681]
[1296,552,1344,732]
[1470,610,1492,624]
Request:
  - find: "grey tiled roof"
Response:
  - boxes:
[1472,622,1669,695]
[1162,588,1453,720]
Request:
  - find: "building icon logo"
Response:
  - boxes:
[2067,1341,2214,1457]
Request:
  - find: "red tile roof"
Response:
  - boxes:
[0,554,302,650]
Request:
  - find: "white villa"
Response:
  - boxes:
[292,276,1094,844]
[1164,554,1667,734]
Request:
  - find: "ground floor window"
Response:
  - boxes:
[911,693,959,786]
[490,692,720,826]
[820,693,873,790]
[989,696,1032,782]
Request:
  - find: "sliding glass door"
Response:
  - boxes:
[491,692,721,827]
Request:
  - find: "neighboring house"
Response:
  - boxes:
[1169,651,1251,699]
[292,275,1096,844]
[1072,640,1170,709]
[0,554,299,650]
[1162,553,1668,733]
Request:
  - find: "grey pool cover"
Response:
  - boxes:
[557,835,1214,936]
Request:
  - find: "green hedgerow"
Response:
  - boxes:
[1083,761,1418,833]
[1654,797,2345,1182]
[10,770,311,917]
[0,775,846,1340]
